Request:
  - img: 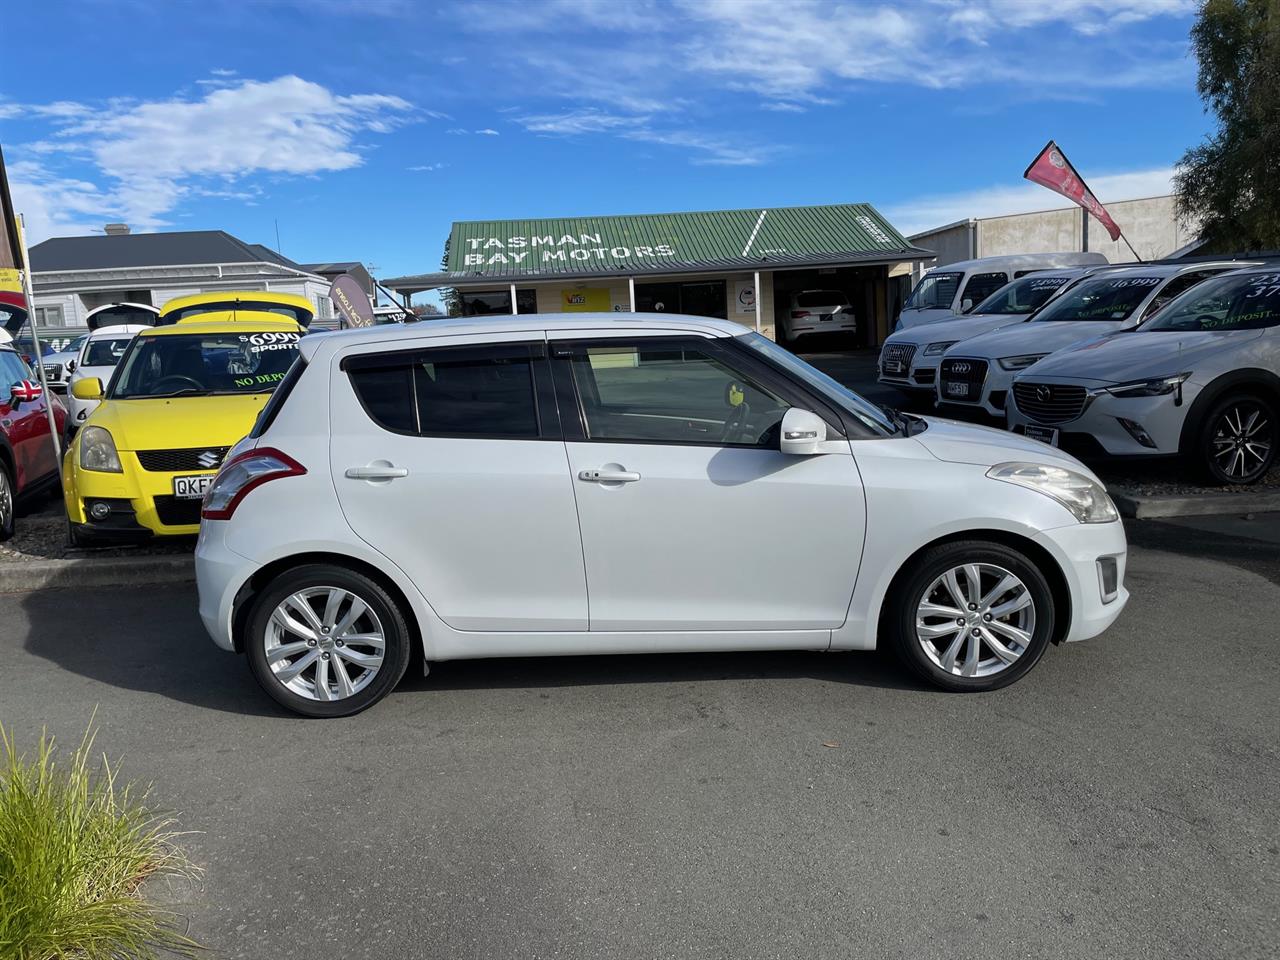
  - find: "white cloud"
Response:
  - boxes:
[409,162,447,171]
[3,76,415,240]
[517,109,647,135]
[884,165,1177,236]
[476,128,500,136]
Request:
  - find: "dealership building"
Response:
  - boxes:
[384,204,933,347]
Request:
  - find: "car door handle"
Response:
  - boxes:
[578,468,641,483]
[345,465,409,480]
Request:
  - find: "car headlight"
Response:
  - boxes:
[79,425,122,473]
[998,354,1048,371]
[1104,372,1191,398]
[923,341,958,356]
[986,462,1118,523]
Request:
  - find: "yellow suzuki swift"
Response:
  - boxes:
[63,311,302,544]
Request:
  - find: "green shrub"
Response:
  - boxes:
[0,722,200,960]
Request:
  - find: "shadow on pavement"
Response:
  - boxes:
[16,582,926,715]
[1126,514,1280,587]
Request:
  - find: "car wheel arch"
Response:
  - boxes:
[1177,368,1280,457]
[874,529,1072,648]
[232,551,424,669]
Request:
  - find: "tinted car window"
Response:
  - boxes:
[1144,272,1280,332]
[959,272,1009,310]
[0,350,31,386]
[1031,276,1162,322]
[905,272,961,310]
[112,331,300,398]
[1140,271,1220,318]
[567,340,790,447]
[347,343,540,438]
[971,274,1072,315]
[83,337,132,366]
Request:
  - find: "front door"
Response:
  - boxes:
[553,335,866,632]
[0,350,52,487]
[331,335,588,632]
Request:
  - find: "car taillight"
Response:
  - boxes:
[201,447,306,521]
[791,311,810,318]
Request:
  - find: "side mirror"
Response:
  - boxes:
[780,408,827,456]
[9,380,42,404]
[71,377,104,401]
[961,298,974,313]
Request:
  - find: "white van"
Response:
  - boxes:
[898,253,1108,330]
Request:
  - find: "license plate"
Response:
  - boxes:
[945,381,970,398]
[884,361,903,374]
[1023,425,1060,446]
[173,474,215,499]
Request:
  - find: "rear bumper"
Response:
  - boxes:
[195,521,256,652]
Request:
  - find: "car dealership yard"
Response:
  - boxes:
[2,523,1277,960]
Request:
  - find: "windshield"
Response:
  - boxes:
[83,337,133,367]
[1031,275,1161,322]
[110,330,301,399]
[737,332,895,435]
[972,274,1073,315]
[796,291,848,308]
[904,272,962,311]
[164,301,312,324]
[1143,272,1280,332]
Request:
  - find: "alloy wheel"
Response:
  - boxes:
[264,587,386,701]
[0,467,11,535]
[915,562,1036,679]
[1209,401,1273,483]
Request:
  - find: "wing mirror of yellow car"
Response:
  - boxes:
[71,378,104,401]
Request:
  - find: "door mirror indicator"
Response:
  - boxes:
[780,408,827,456]
[71,377,104,401]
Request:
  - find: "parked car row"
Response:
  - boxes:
[881,261,1279,484]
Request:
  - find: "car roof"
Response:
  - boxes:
[86,323,150,340]
[139,310,304,336]
[298,312,748,361]
[158,290,314,316]
[925,252,1106,273]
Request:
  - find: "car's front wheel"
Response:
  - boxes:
[1197,392,1276,485]
[887,540,1055,692]
[0,459,14,542]
[245,564,412,717]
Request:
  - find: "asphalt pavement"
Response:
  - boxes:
[2,526,1277,960]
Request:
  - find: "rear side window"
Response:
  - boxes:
[959,272,1009,310]
[249,357,307,438]
[346,343,541,438]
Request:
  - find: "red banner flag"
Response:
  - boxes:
[1023,140,1122,242]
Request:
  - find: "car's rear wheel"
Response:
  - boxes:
[0,460,14,542]
[245,564,412,717]
[1197,392,1275,485]
[887,540,1055,692]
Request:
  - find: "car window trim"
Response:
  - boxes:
[548,334,849,450]
[341,339,561,441]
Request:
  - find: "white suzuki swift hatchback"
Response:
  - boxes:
[195,314,1128,717]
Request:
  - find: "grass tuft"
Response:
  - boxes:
[0,720,200,959]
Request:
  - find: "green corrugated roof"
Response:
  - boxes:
[442,203,916,278]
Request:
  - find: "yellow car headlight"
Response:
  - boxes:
[79,426,122,473]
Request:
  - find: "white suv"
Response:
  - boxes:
[195,313,1129,717]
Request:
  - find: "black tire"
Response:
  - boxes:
[0,458,14,542]
[886,540,1055,692]
[1195,391,1276,486]
[245,563,412,718]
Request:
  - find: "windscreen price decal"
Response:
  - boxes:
[1103,277,1160,288]
[1245,275,1280,298]
[233,371,287,388]
[239,332,300,352]
[1029,278,1070,288]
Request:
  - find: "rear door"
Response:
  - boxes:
[552,333,866,633]
[330,334,588,632]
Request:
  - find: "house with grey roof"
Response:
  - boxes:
[27,225,333,331]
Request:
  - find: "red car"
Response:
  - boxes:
[0,292,67,540]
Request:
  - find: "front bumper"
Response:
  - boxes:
[1034,520,1129,643]
[63,447,214,539]
[936,359,1011,418]
[1007,388,1184,458]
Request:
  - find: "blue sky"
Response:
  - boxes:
[1,0,1205,305]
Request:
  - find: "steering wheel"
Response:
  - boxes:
[150,375,203,394]
[719,401,751,443]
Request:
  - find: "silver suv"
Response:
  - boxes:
[1007,266,1280,484]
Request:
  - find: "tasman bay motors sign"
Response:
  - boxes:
[461,232,675,268]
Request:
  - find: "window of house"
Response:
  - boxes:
[566,339,790,447]
[347,343,541,438]
[34,305,65,327]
